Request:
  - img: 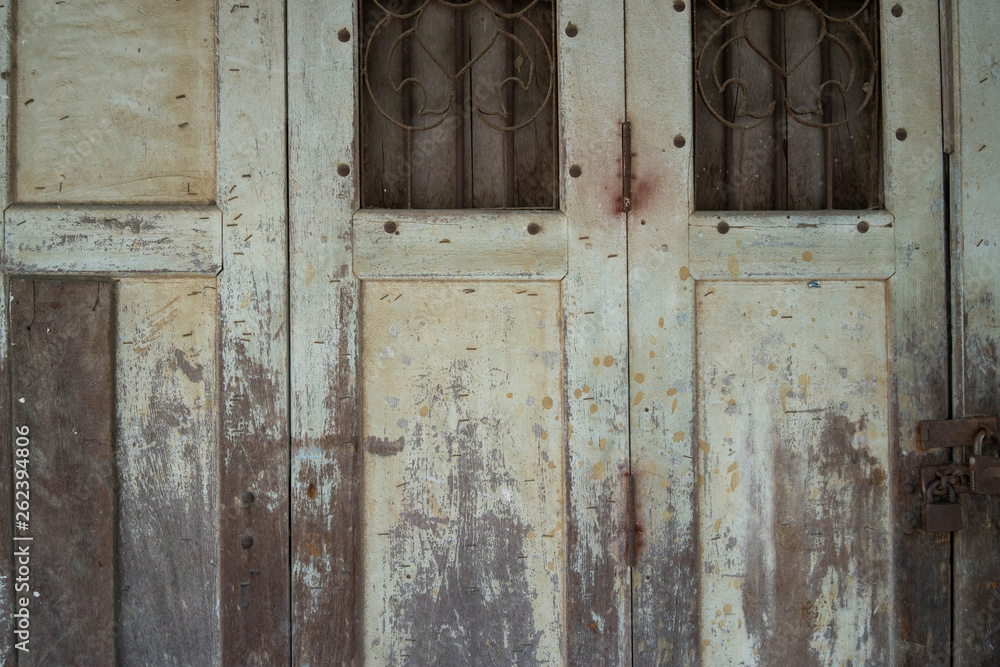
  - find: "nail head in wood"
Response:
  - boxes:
[337,163,351,177]
[242,491,255,504]
[527,223,541,235]
[565,23,578,37]
[895,128,908,141]
[569,165,582,178]
[673,134,686,148]
[857,220,870,233]
[240,535,254,549]
[717,221,730,235]
[338,28,351,42]
[384,221,397,234]
[673,0,686,11]
[891,4,903,17]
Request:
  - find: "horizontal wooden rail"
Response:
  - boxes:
[4,205,222,275]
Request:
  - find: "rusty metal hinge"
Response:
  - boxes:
[622,120,632,213]
[625,472,638,568]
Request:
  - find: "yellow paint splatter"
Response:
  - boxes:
[574,388,582,398]
[802,250,813,261]
[541,431,549,440]
[667,387,678,397]
[680,265,691,280]
[593,357,600,366]
[671,398,678,414]
[590,404,598,414]
[240,292,252,309]
[548,461,555,469]
[727,461,739,473]
[728,254,740,278]
[723,603,732,614]
[583,385,590,393]
[768,362,776,371]
[649,350,656,358]
[542,396,554,410]
[658,317,665,328]
[600,438,607,452]
[698,440,710,455]
[635,373,645,383]
[798,373,811,405]
[729,471,740,492]
[674,430,685,442]
[633,391,644,407]
[591,462,606,480]
[779,384,792,412]
[507,392,513,399]
[603,355,614,367]
[305,265,316,287]
[419,405,429,417]
[713,518,723,532]
[770,309,778,317]
[662,510,673,521]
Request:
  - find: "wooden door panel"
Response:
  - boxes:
[361,280,565,663]
[697,281,891,664]
[14,0,216,204]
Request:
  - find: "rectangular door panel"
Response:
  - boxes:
[697,280,890,664]
[361,280,565,663]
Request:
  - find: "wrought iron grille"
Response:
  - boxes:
[694,0,881,211]
[360,0,557,209]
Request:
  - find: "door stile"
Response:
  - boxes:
[625,1,700,665]
[883,2,952,663]
[216,2,290,663]
[288,0,362,663]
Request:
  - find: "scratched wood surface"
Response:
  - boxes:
[216,1,289,663]
[9,280,116,666]
[951,1,1000,663]
[288,0,361,661]
[4,205,222,275]
[881,2,952,663]
[697,280,891,664]
[0,0,13,659]
[558,1,630,662]
[361,281,565,664]
[625,1,699,664]
[14,0,216,203]
[116,278,220,666]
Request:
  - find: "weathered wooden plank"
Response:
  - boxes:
[882,1,952,663]
[9,280,115,664]
[0,0,14,658]
[288,0,360,660]
[625,1,699,664]
[558,1,630,662]
[689,211,895,280]
[216,1,289,663]
[14,0,216,204]
[951,1,1000,663]
[116,278,219,665]
[361,280,566,664]
[353,210,568,279]
[4,205,222,275]
[697,280,891,664]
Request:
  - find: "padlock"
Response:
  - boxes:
[970,428,1000,495]
[923,479,963,532]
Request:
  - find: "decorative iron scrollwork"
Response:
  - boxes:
[362,0,555,133]
[695,0,877,131]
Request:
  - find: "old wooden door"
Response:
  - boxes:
[0,1,287,664]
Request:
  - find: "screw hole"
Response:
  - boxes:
[337,28,351,42]
[241,491,255,505]
[527,223,541,235]
[673,0,686,11]
[337,163,351,177]
[857,220,870,233]
[565,22,578,37]
[241,535,254,549]
[717,221,730,235]
[673,134,686,148]
[891,4,903,17]
[569,164,582,178]
[895,128,907,141]
[384,221,397,234]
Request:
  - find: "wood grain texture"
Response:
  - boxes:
[558,1,630,662]
[288,0,361,660]
[361,280,566,664]
[9,280,115,665]
[116,278,219,666]
[697,281,891,664]
[14,0,216,204]
[951,1,1000,663]
[689,211,895,280]
[353,210,567,279]
[882,2,951,664]
[216,2,289,664]
[4,205,222,275]
[625,1,699,664]
[0,0,13,659]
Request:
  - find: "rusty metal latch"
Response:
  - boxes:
[917,417,1000,532]
[621,121,632,213]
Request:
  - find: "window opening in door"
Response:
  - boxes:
[693,0,881,211]
[360,0,558,210]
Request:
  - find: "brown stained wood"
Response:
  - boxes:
[115,279,220,666]
[14,0,216,204]
[288,0,360,661]
[952,1,1000,663]
[217,2,289,664]
[9,280,115,665]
